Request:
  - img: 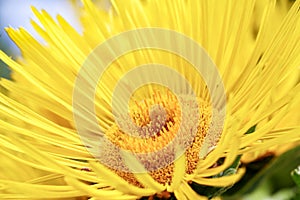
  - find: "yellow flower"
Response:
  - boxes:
[0,0,300,199]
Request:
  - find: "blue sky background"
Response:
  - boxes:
[0,0,83,79]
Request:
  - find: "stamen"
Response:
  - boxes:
[102,91,214,186]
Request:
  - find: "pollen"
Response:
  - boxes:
[103,90,212,186]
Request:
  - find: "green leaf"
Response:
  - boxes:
[190,155,242,199]
[245,125,257,134]
[189,125,257,199]
[223,145,300,199]
[291,166,300,188]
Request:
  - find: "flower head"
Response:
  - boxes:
[0,0,300,199]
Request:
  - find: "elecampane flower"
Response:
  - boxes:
[0,0,300,199]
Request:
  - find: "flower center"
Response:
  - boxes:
[103,90,212,186]
[106,91,181,153]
